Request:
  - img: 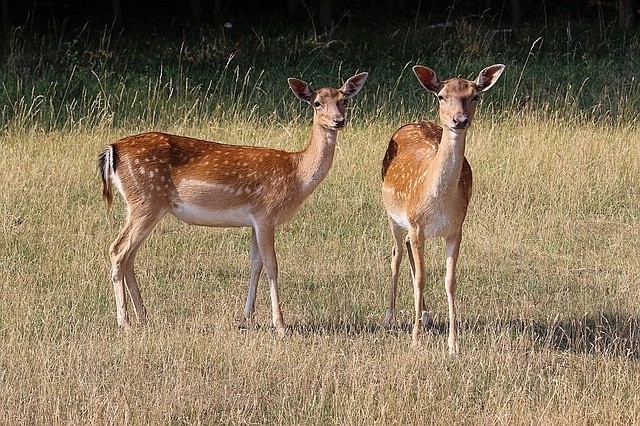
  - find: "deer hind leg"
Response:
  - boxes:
[405,237,431,331]
[122,244,147,324]
[243,228,263,326]
[444,232,462,355]
[252,222,285,335]
[384,218,404,327]
[109,208,165,329]
[407,226,426,347]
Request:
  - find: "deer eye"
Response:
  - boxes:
[313,100,322,108]
[438,95,446,102]
[472,95,480,102]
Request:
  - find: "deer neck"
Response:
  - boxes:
[295,124,338,195]
[429,127,467,197]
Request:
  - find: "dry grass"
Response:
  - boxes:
[1,114,639,424]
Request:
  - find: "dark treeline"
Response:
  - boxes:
[1,0,637,35]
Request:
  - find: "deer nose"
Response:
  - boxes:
[332,115,346,128]
[452,115,469,129]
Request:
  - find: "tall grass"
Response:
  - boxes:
[1,116,638,424]
[1,16,639,425]
[1,16,640,133]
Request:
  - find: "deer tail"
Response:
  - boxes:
[97,145,116,210]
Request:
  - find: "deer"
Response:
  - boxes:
[98,72,368,333]
[381,64,505,354]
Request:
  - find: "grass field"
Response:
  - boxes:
[1,14,639,425]
[1,115,638,424]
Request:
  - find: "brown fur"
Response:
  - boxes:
[98,72,368,332]
[381,65,504,354]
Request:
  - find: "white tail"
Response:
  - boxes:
[381,64,505,354]
[98,72,368,332]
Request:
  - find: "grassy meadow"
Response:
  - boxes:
[1,14,639,425]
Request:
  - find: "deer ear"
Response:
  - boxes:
[288,78,314,104]
[339,72,368,98]
[474,64,506,92]
[413,65,441,95]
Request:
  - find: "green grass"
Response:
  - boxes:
[1,16,640,131]
[1,17,639,425]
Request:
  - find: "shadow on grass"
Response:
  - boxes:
[288,312,639,360]
[289,318,381,337]
[466,312,640,360]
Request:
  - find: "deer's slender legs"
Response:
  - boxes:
[253,222,285,335]
[109,208,165,329]
[408,226,426,347]
[405,237,431,331]
[244,228,263,324]
[123,244,147,323]
[444,232,462,355]
[384,219,405,327]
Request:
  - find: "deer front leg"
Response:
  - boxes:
[244,228,263,327]
[253,222,285,335]
[408,226,426,347]
[405,236,431,331]
[444,232,462,355]
[384,219,404,327]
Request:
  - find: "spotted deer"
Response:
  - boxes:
[381,64,505,354]
[98,72,368,332]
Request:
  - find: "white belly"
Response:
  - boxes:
[170,201,253,227]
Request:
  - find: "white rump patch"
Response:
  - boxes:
[112,173,126,199]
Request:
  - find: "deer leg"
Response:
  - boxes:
[407,226,426,347]
[405,237,431,331]
[384,219,404,327]
[109,209,164,329]
[243,227,263,326]
[109,235,131,330]
[122,244,147,324]
[253,222,285,335]
[444,232,462,355]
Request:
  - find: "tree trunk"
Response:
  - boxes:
[510,0,521,25]
[190,0,202,27]
[1,0,9,41]
[213,0,222,25]
[619,0,637,29]
[288,0,299,18]
[112,0,123,27]
[317,0,332,34]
